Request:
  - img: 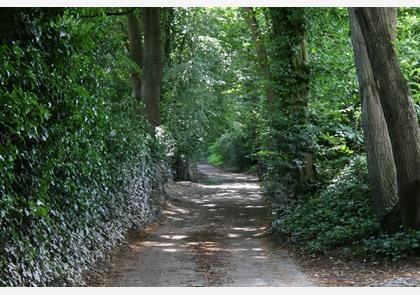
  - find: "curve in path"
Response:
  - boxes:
[89,164,314,286]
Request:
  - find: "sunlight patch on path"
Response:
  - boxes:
[88,164,314,287]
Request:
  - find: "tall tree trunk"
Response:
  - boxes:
[269,8,310,122]
[242,7,276,106]
[349,9,399,229]
[270,8,314,181]
[354,8,420,229]
[289,16,313,180]
[162,7,174,66]
[127,10,143,104]
[141,7,163,127]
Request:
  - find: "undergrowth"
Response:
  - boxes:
[270,156,420,261]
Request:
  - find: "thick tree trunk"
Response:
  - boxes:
[269,8,314,181]
[290,21,313,181]
[354,8,420,229]
[242,7,276,106]
[141,7,163,127]
[349,9,399,228]
[127,10,143,104]
[290,25,310,124]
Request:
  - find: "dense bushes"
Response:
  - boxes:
[271,156,377,251]
[208,128,257,171]
[270,156,420,261]
[362,230,420,261]
[0,10,170,286]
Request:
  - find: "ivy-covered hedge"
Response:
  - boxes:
[0,10,171,286]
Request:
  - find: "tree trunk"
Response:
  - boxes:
[173,153,193,181]
[141,7,163,127]
[162,7,174,66]
[242,7,276,106]
[269,8,314,181]
[289,16,313,180]
[349,9,399,228]
[354,8,420,229]
[127,10,143,104]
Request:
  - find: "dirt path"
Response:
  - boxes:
[88,164,314,286]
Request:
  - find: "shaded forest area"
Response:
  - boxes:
[0,7,419,286]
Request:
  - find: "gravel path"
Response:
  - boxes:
[87,164,314,286]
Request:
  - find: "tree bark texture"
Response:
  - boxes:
[242,7,276,106]
[349,9,399,226]
[127,10,143,104]
[141,7,163,127]
[354,7,420,229]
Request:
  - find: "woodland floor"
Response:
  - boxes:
[86,165,420,287]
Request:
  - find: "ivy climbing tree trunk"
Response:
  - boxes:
[127,9,143,104]
[242,7,275,106]
[141,7,163,127]
[354,7,420,229]
[349,8,399,230]
[269,8,310,123]
[162,7,175,66]
[269,7,314,181]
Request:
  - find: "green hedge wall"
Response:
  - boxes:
[0,9,171,286]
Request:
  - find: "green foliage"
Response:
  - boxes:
[268,8,310,123]
[271,156,420,260]
[162,8,244,176]
[258,8,372,208]
[272,156,378,252]
[207,127,257,171]
[0,9,169,286]
[265,7,420,261]
[162,41,228,161]
[1,7,419,286]
[207,141,225,167]
[306,8,364,176]
[362,230,420,261]
[397,8,420,105]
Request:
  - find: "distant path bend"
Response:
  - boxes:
[89,164,314,286]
